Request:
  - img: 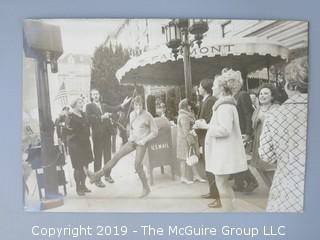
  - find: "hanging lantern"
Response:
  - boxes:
[162,19,210,59]
[189,19,209,48]
[174,18,189,30]
[162,20,182,60]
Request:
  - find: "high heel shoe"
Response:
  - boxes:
[180,177,194,184]
[82,185,92,193]
[193,176,207,183]
[76,189,85,196]
[208,199,222,208]
[139,187,151,198]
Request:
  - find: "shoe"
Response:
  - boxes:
[244,182,259,193]
[193,176,206,183]
[82,185,91,193]
[139,187,151,198]
[104,176,115,184]
[181,177,193,184]
[76,189,85,196]
[208,199,222,208]
[95,180,106,188]
[201,193,214,199]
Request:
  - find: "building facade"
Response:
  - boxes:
[51,53,92,116]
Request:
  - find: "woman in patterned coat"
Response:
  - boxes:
[259,56,308,212]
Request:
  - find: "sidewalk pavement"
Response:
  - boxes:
[25,139,269,212]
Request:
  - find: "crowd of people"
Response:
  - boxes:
[55,56,308,212]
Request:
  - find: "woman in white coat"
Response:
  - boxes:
[196,69,248,211]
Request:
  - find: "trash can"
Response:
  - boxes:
[144,117,175,185]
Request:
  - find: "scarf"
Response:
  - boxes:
[213,96,237,111]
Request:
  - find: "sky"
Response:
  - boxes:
[43,19,127,56]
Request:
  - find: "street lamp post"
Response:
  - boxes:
[182,31,193,101]
[162,19,209,100]
[24,21,64,210]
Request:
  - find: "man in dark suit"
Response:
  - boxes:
[233,90,259,192]
[86,89,131,188]
[194,78,221,208]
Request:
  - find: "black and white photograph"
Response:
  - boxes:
[22,18,309,212]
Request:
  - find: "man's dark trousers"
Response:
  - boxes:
[92,133,112,177]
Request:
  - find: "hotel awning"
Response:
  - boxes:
[116,37,289,86]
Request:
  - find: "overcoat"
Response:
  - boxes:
[205,96,248,175]
[66,111,93,169]
[259,94,308,212]
[196,95,217,148]
[250,104,279,170]
[177,109,199,160]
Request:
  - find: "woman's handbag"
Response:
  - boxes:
[186,146,199,166]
